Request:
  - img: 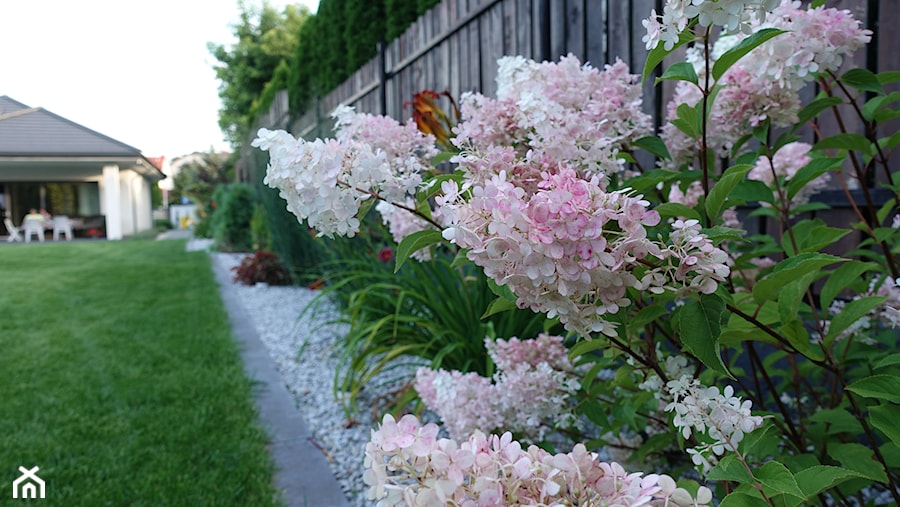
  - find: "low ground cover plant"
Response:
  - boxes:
[256,0,898,504]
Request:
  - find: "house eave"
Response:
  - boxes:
[0,155,166,181]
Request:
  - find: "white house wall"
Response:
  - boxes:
[119,171,137,237]
[131,171,153,232]
[102,165,123,239]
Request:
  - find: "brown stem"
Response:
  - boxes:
[700,27,712,228]
[726,303,837,374]
[843,389,900,504]
[826,70,900,207]
[748,343,805,452]
[337,180,445,231]
[819,78,899,279]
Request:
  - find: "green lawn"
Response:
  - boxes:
[0,239,281,506]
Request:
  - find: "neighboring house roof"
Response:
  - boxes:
[0,95,164,179]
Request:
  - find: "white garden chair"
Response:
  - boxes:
[4,218,22,242]
[53,216,73,241]
[22,218,44,242]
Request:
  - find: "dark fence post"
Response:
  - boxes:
[378,40,388,116]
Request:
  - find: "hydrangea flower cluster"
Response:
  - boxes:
[660,0,871,166]
[440,166,730,336]
[642,0,780,51]
[453,55,652,184]
[364,413,714,506]
[414,334,580,441]
[748,141,829,209]
[664,375,765,474]
[252,106,437,239]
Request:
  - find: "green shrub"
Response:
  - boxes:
[212,183,255,252]
[246,144,327,282]
[250,203,270,251]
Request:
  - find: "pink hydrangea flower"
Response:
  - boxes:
[364,413,713,506]
[749,141,829,209]
[415,334,579,441]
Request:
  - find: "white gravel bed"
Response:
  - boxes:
[209,251,376,506]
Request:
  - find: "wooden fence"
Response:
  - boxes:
[273,0,896,139]
[244,0,897,244]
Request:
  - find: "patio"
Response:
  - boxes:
[0,96,164,240]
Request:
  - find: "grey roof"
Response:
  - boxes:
[0,95,143,157]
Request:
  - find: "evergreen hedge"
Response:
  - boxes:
[286,0,441,122]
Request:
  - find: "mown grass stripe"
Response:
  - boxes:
[0,239,281,506]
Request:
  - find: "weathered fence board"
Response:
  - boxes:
[259,0,893,213]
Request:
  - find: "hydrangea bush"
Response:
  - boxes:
[254,0,899,504]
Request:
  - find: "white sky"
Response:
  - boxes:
[0,0,318,161]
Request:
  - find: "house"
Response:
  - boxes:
[0,96,165,240]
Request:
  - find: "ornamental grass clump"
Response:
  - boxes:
[255,0,899,503]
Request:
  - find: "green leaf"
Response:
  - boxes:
[568,338,608,362]
[643,30,695,82]
[755,461,806,499]
[777,271,818,324]
[730,179,774,204]
[840,68,885,95]
[719,492,770,507]
[703,225,746,242]
[632,136,672,160]
[393,229,444,273]
[712,28,787,81]
[781,220,850,256]
[813,133,874,155]
[874,353,900,369]
[796,96,843,126]
[627,304,669,334]
[878,70,900,84]
[861,91,900,122]
[845,374,900,404]
[825,295,888,344]
[485,277,517,302]
[870,404,900,447]
[809,408,864,435]
[671,102,700,139]
[830,443,889,483]
[678,294,731,377]
[581,399,608,426]
[355,196,377,221]
[786,157,842,200]
[431,150,456,166]
[656,61,699,86]
[655,202,702,221]
[878,130,900,152]
[794,466,867,497]
[779,319,824,361]
[819,261,879,310]
[752,253,844,304]
[422,171,463,199]
[706,164,753,224]
[707,454,754,483]
[481,296,517,319]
